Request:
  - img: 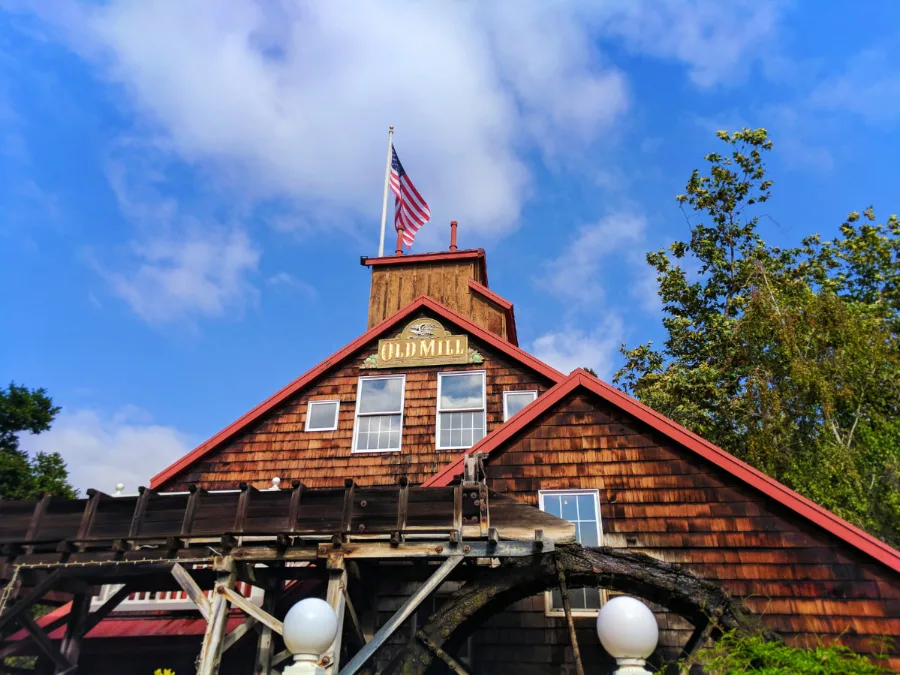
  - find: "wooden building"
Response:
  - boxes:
[3,227,900,673]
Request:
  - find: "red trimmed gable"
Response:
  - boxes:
[149,295,561,490]
[424,369,900,575]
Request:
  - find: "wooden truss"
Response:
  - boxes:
[0,477,768,674]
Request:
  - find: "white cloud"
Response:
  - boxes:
[592,0,782,88]
[18,406,194,494]
[531,315,625,380]
[541,212,647,306]
[14,0,783,247]
[106,226,260,324]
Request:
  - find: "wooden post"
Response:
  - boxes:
[324,556,347,674]
[254,588,276,675]
[289,480,304,533]
[56,593,90,673]
[197,558,237,675]
[128,486,154,538]
[555,559,585,675]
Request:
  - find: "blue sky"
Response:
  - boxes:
[2,1,899,493]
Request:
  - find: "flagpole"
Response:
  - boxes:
[378,125,394,257]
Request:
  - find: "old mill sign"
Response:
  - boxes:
[366,318,480,369]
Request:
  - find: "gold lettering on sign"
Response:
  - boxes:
[372,318,470,369]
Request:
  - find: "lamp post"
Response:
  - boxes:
[596,596,659,674]
[282,598,340,675]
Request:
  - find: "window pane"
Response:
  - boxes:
[543,494,561,517]
[355,413,401,451]
[579,522,599,547]
[440,428,451,447]
[439,374,484,410]
[561,496,578,521]
[439,411,485,449]
[577,494,596,521]
[550,589,562,609]
[584,588,601,609]
[307,402,338,430]
[505,392,536,420]
[359,378,403,414]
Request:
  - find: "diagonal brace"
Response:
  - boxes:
[339,555,464,675]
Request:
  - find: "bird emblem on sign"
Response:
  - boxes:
[407,322,440,339]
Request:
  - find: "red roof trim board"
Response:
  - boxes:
[467,279,518,347]
[362,248,488,286]
[424,369,900,574]
[149,295,562,489]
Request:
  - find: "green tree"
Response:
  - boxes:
[0,382,76,500]
[615,129,900,545]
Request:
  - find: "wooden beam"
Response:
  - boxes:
[271,648,292,668]
[56,593,89,674]
[555,559,585,675]
[19,614,71,673]
[341,479,356,535]
[233,483,251,533]
[80,584,133,636]
[253,590,275,675]
[288,480,304,533]
[0,570,61,634]
[25,494,51,551]
[181,484,203,537]
[197,562,237,675]
[342,587,366,650]
[75,490,104,544]
[338,555,464,675]
[128,487,154,538]
[324,561,347,674]
[171,562,211,620]
[216,584,283,635]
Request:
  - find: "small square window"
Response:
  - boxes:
[305,400,340,431]
[503,390,537,421]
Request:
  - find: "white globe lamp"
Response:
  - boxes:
[596,596,659,674]
[282,598,340,674]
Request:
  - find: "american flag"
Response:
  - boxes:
[390,146,431,248]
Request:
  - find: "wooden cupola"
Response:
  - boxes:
[361,221,519,345]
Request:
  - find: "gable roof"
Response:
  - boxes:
[423,369,900,574]
[149,295,562,489]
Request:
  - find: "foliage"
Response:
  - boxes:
[0,382,76,500]
[678,630,891,674]
[154,669,176,675]
[615,129,900,545]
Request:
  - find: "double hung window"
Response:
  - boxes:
[437,371,486,450]
[540,489,603,614]
[353,376,405,452]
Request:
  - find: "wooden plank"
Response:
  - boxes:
[289,480,305,533]
[233,483,251,533]
[127,487,154,538]
[197,564,237,675]
[341,479,356,534]
[217,584,283,635]
[324,562,347,674]
[253,590,275,673]
[171,563,211,620]
[396,477,409,533]
[181,484,203,536]
[25,494,51,547]
[75,490,104,546]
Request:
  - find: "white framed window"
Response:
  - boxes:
[305,400,340,431]
[352,375,405,452]
[436,371,486,450]
[539,489,604,616]
[503,390,537,421]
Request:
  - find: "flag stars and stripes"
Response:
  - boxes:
[390,146,431,248]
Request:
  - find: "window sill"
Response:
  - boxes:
[350,448,402,454]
